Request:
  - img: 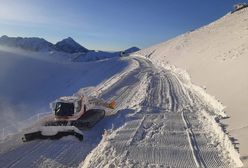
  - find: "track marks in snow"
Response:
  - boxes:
[0,57,148,168]
[102,113,197,167]
[82,57,239,167]
[0,141,44,168]
[0,57,241,167]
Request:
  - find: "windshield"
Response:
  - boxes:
[54,102,74,116]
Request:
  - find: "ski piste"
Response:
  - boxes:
[0,56,243,168]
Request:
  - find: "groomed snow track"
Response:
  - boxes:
[0,56,242,168]
[81,56,242,168]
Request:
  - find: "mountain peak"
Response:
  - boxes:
[66,37,73,40]
[55,37,88,53]
[63,37,74,42]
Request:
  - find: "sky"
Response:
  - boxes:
[0,0,243,51]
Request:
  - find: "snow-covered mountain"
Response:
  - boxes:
[137,7,248,163]
[72,47,140,62]
[0,35,89,54]
[0,35,54,52]
[124,46,140,54]
[0,35,139,61]
[55,37,88,53]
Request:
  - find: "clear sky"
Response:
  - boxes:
[0,0,243,51]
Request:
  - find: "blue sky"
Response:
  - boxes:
[0,0,242,51]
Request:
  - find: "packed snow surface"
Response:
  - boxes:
[80,56,242,168]
[0,55,243,167]
[138,7,248,166]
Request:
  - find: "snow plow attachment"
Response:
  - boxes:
[22,126,83,142]
[75,109,105,128]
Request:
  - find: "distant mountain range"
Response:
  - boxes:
[0,35,140,54]
[0,35,88,53]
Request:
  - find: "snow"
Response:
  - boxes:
[0,47,140,167]
[80,57,242,167]
[0,46,128,129]
[0,53,243,167]
[0,6,247,168]
[197,110,243,167]
[72,50,120,62]
[137,7,248,166]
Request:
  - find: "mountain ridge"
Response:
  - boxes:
[0,35,89,53]
[0,35,140,54]
[0,35,54,52]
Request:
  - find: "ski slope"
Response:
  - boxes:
[0,55,243,167]
[81,56,242,168]
[137,7,248,165]
[0,55,136,167]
